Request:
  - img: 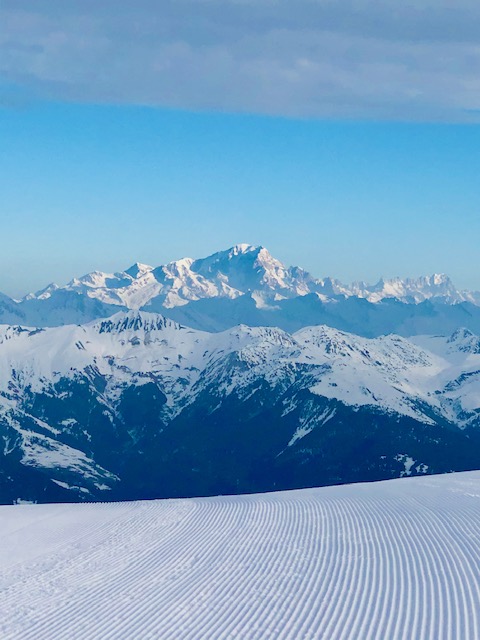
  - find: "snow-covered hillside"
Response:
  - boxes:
[2,311,480,428]
[2,311,480,503]
[1,471,480,639]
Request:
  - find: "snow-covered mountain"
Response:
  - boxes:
[347,273,480,304]
[16,244,480,309]
[27,244,316,310]
[3,246,480,503]
[2,310,480,503]
[2,244,479,334]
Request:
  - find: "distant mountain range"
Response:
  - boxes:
[3,245,480,504]
[2,310,480,504]
[32,244,480,307]
[2,244,480,335]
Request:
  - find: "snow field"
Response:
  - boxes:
[1,472,480,639]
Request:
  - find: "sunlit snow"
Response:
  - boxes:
[1,472,480,639]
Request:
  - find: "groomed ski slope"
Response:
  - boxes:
[2,473,480,639]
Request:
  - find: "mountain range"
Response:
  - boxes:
[2,244,480,336]
[2,310,480,504]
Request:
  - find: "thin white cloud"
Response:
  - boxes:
[1,0,480,120]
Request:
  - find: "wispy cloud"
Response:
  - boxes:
[1,0,480,120]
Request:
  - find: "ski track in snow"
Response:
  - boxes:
[1,472,480,639]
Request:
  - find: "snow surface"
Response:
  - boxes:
[1,471,480,639]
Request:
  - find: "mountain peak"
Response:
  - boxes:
[430,273,451,284]
[27,282,60,301]
[448,327,475,341]
[229,243,260,255]
[447,327,480,354]
[94,311,183,334]
[124,262,154,279]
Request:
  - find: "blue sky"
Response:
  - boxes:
[1,102,479,297]
[1,1,480,296]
